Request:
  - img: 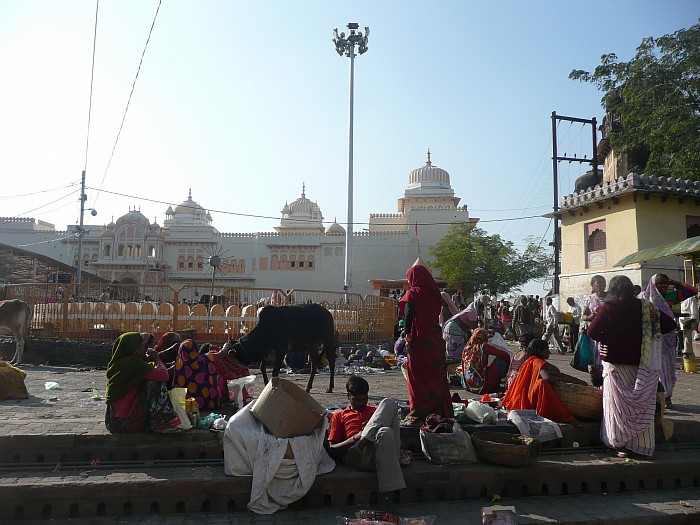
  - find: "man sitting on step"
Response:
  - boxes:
[325,375,408,507]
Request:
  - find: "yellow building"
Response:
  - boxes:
[559,173,700,300]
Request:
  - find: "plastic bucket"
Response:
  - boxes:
[684,356,698,373]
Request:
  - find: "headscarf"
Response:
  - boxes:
[398,262,441,336]
[154,332,181,352]
[140,332,155,349]
[462,328,489,371]
[640,298,662,369]
[105,332,154,405]
[643,273,673,318]
[441,292,459,317]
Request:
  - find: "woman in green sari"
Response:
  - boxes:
[105,332,180,433]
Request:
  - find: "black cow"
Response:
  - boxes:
[224,303,336,393]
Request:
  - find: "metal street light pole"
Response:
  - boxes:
[332,22,369,293]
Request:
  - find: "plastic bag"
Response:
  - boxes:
[196,412,222,430]
[465,400,497,424]
[461,365,484,393]
[168,388,192,430]
[420,420,478,464]
[227,375,256,407]
[44,381,61,390]
[570,333,593,372]
[452,402,471,422]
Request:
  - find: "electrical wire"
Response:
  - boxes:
[0,181,80,201]
[86,186,547,227]
[83,0,99,174]
[11,189,79,217]
[91,0,163,210]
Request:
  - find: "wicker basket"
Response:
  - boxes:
[471,431,540,467]
[552,382,603,420]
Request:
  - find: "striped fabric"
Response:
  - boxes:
[600,362,657,456]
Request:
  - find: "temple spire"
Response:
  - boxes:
[426,148,432,166]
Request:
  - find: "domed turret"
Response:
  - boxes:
[276,184,325,233]
[408,149,451,188]
[325,219,346,235]
[173,189,205,216]
[115,207,149,227]
[164,189,213,228]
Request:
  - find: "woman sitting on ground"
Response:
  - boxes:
[501,339,586,423]
[504,332,536,390]
[172,339,223,411]
[105,332,181,433]
[461,327,511,394]
[152,331,182,386]
[442,309,473,361]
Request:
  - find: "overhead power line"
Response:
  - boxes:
[87,186,548,228]
[92,0,163,210]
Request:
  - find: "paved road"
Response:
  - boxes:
[2,352,699,438]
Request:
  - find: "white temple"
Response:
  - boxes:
[0,151,477,297]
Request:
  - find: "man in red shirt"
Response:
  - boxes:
[326,376,406,502]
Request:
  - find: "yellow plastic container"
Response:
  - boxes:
[684,356,698,373]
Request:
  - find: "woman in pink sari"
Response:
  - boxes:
[398,259,453,425]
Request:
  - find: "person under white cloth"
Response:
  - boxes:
[680,294,699,357]
[326,376,406,507]
[223,403,335,514]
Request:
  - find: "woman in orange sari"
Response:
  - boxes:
[501,339,585,423]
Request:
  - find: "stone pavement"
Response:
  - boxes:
[2,352,698,439]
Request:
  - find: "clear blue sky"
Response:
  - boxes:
[1,1,697,296]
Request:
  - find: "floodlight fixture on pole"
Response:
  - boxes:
[332,22,369,293]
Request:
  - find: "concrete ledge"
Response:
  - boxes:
[2,450,700,521]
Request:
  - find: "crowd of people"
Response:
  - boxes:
[100,262,698,472]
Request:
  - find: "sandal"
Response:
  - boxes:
[400,416,421,427]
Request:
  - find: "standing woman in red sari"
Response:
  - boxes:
[399,259,454,426]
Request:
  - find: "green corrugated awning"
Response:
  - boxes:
[615,236,700,267]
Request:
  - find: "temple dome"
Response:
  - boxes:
[276,184,325,232]
[287,185,321,216]
[172,190,205,216]
[408,149,450,187]
[326,219,345,235]
[115,208,148,226]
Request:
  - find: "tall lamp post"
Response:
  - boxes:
[332,22,369,293]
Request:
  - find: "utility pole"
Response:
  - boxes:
[75,170,87,298]
[551,112,598,295]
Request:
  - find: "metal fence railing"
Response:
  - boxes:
[4,283,396,344]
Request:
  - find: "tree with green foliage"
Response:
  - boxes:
[570,21,700,179]
[429,223,551,297]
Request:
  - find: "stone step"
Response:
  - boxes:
[5,416,699,467]
[31,489,700,525]
[2,449,700,521]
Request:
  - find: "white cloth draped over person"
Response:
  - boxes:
[223,404,335,514]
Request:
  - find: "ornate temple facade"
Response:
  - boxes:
[0,152,476,297]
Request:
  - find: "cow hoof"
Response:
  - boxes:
[325,387,333,394]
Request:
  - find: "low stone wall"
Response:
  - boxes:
[0,339,112,367]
